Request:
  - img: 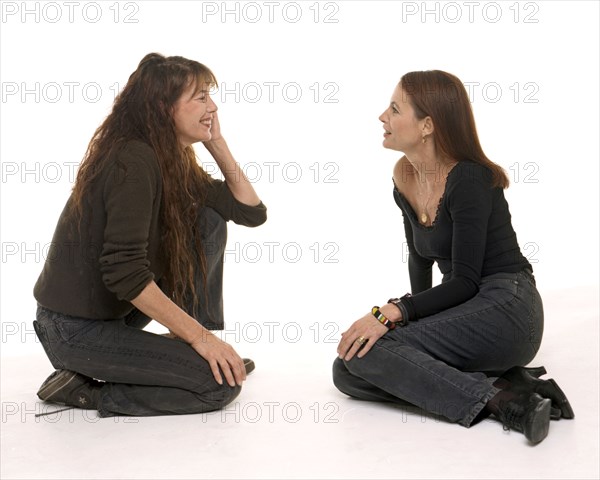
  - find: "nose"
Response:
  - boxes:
[378,110,386,123]
[207,95,218,112]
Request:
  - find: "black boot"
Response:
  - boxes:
[37,370,102,410]
[496,366,574,420]
[492,392,552,444]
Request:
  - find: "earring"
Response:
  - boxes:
[422,135,427,144]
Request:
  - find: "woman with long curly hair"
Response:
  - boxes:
[332,70,573,444]
[32,53,266,417]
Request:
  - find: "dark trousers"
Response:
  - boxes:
[332,269,544,427]
[33,207,240,417]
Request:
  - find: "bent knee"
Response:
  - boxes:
[203,383,242,411]
[332,357,355,394]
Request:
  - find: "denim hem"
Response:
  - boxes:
[96,390,116,418]
[460,384,500,427]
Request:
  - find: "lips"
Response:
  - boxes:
[200,119,212,127]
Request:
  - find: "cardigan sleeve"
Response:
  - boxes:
[99,143,160,301]
[204,178,267,227]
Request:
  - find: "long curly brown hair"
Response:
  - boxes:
[401,70,509,189]
[71,53,216,314]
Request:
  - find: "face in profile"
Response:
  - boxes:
[172,81,217,146]
[379,84,426,153]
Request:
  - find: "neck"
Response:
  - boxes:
[404,146,456,187]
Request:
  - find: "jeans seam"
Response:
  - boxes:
[370,341,498,425]
[372,341,494,403]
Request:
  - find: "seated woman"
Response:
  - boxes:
[333,70,573,444]
[33,53,266,417]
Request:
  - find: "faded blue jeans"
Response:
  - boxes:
[33,207,240,417]
[332,268,543,427]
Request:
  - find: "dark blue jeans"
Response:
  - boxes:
[33,207,240,417]
[332,268,544,427]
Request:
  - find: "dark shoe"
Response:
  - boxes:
[37,370,101,410]
[495,392,551,444]
[243,358,255,375]
[498,366,574,420]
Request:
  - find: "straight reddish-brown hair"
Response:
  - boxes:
[400,70,509,188]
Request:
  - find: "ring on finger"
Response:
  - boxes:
[356,336,366,345]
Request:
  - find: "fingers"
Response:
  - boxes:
[220,359,237,387]
[209,360,224,386]
[356,339,374,358]
[337,328,357,356]
[344,336,368,362]
[194,338,246,387]
[209,357,246,387]
[231,357,246,385]
[219,356,246,388]
[337,330,366,361]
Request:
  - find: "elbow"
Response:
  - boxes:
[238,203,267,227]
[455,275,479,299]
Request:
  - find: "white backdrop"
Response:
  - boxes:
[1,0,599,357]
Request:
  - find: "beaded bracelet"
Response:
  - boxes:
[371,306,396,330]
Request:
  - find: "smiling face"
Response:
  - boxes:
[378,84,430,153]
[172,80,217,146]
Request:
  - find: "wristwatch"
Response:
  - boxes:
[387,293,412,327]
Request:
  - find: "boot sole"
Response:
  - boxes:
[525,398,551,444]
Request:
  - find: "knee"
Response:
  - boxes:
[332,357,353,394]
[205,382,242,411]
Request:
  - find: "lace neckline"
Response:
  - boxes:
[393,162,460,229]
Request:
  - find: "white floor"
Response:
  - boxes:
[2,287,599,480]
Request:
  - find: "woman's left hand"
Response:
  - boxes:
[337,312,388,361]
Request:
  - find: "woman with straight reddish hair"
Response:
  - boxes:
[333,70,573,444]
[33,53,266,417]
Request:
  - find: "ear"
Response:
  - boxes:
[421,116,434,136]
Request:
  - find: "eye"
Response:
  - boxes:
[391,106,399,114]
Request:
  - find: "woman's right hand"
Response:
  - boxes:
[130,282,247,388]
[189,331,246,387]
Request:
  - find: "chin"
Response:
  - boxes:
[197,133,212,142]
[382,141,399,151]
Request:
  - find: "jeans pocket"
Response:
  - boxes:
[479,276,520,305]
[54,317,102,344]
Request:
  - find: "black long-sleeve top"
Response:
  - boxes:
[34,140,267,320]
[393,160,531,321]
